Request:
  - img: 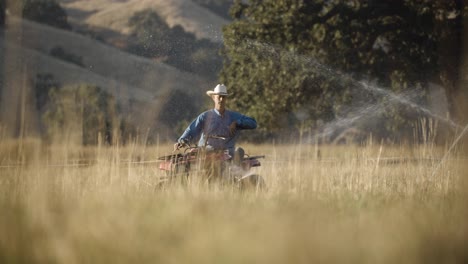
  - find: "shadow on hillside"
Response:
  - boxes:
[65,8,97,21]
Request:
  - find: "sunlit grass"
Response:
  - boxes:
[1,138,467,263]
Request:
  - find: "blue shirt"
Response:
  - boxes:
[178,109,257,153]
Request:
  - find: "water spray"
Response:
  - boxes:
[238,38,468,164]
[241,39,463,135]
[310,89,419,141]
[431,123,468,177]
[358,81,461,130]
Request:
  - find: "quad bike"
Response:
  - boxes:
[157,135,266,190]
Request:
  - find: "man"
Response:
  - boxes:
[174,84,257,161]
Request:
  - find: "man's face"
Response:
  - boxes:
[212,94,227,111]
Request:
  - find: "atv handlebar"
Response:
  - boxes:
[173,141,195,152]
[207,135,227,140]
[175,135,228,152]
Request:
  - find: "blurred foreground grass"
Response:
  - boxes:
[1,138,467,263]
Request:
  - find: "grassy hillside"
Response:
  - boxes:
[0,1,228,141]
[0,37,152,103]
[61,0,229,43]
[0,35,173,137]
[5,16,207,97]
[1,16,212,140]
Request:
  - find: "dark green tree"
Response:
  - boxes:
[128,10,173,58]
[49,46,84,67]
[165,24,197,71]
[128,10,223,80]
[34,73,60,112]
[42,84,118,145]
[221,0,466,140]
[23,0,71,30]
[158,89,198,134]
[0,0,5,26]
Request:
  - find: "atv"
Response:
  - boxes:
[157,135,266,190]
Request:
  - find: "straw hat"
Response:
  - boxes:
[206,84,229,96]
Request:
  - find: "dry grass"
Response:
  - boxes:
[1,138,467,263]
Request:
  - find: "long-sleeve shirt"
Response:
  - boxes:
[178,109,257,154]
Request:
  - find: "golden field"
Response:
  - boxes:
[1,138,467,263]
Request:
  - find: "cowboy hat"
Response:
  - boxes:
[206,84,229,96]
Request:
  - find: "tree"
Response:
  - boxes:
[0,0,5,26]
[158,89,198,134]
[128,10,223,80]
[221,0,466,141]
[22,0,71,30]
[42,84,118,145]
[34,73,59,112]
[128,10,173,58]
[49,46,84,67]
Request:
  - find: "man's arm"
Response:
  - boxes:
[235,114,257,130]
[229,113,257,136]
[177,113,205,144]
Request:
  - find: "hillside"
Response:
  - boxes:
[0,37,155,102]
[0,0,230,140]
[8,17,206,94]
[1,16,211,139]
[61,0,229,43]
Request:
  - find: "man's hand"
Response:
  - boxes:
[173,142,185,152]
[174,139,189,151]
[229,121,238,136]
[173,142,180,152]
